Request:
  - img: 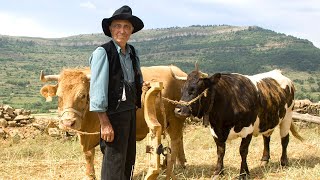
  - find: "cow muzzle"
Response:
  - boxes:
[174,106,190,118]
[59,118,76,128]
[58,108,83,130]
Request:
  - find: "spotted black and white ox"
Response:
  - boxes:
[39,65,188,179]
[174,68,303,179]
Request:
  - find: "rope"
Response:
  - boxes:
[162,88,209,106]
[59,108,83,118]
[58,87,208,135]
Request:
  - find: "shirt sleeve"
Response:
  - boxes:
[89,47,109,112]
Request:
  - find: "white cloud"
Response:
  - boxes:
[192,0,256,7]
[80,1,96,9]
[0,12,70,38]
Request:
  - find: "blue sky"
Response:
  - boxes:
[0,0,319,48]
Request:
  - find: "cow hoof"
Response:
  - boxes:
[238,173,250,180]
[260,160,269,166]
[239,175,250,180]
[178,162,187,169]
[178,159,187,167]
[212,175,219,180]
[281,159,289,166]
[83,174,96,180]
[281,155,289,166]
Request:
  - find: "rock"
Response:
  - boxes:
[20,120,28,124]
[294,99,312,109]
[8,121,17,127]
[48,128,61,137]
[22,110,31,116]
[294,99,320,116]
[0,118,8,127]
[32,123,46,131]
[14,115,30,121]
[14,109,23,115]
[3,105,14,117]
[4,114,12,121]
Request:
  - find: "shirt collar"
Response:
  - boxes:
[112,39,132,55]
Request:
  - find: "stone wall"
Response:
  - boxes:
[294,99,320,117]
[0,104,62,139]
[0,104,34,128]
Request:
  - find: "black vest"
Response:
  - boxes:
[101,40,142,111]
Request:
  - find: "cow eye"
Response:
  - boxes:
[79,94,86,99]
[188,87,195,95]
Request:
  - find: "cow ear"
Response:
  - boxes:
[201,78,211,87]
[210,73,221,84]
[40,84,58,102]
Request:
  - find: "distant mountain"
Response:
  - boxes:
[0,25,319,111]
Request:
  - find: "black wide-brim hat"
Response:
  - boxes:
[102,5,144,37]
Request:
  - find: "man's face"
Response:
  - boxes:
[109,19,134,47]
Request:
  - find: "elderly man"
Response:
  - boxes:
[88,5,144,180]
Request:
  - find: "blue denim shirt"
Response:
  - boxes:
[89,40,142,112]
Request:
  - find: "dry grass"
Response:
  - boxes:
[1,122,320,180]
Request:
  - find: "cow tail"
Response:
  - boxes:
[290,122,304,142]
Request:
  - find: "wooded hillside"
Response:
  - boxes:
[0,25,319,112]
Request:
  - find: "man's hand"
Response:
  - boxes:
[97,112,114,142]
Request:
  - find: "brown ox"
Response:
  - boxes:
[39,65,187,179]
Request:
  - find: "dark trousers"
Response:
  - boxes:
[100,109,136,180]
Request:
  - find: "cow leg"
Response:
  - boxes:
[261,135,271,166]
[167,118,187,167]
[239,134,252,180]
[280,134,289,166]
[213,138,226,178]
[84,148,96,180]
[170,137,186,167]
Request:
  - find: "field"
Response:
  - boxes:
[1,117,320,180]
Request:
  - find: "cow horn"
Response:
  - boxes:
[86,74,91,80]
[40,70,60,82]
[195,61,199,71]
[200,71,208,78]
[170,65,187,81]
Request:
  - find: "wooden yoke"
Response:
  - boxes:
[144,82,163,180]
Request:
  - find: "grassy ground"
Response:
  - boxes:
[0,122,319,180]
